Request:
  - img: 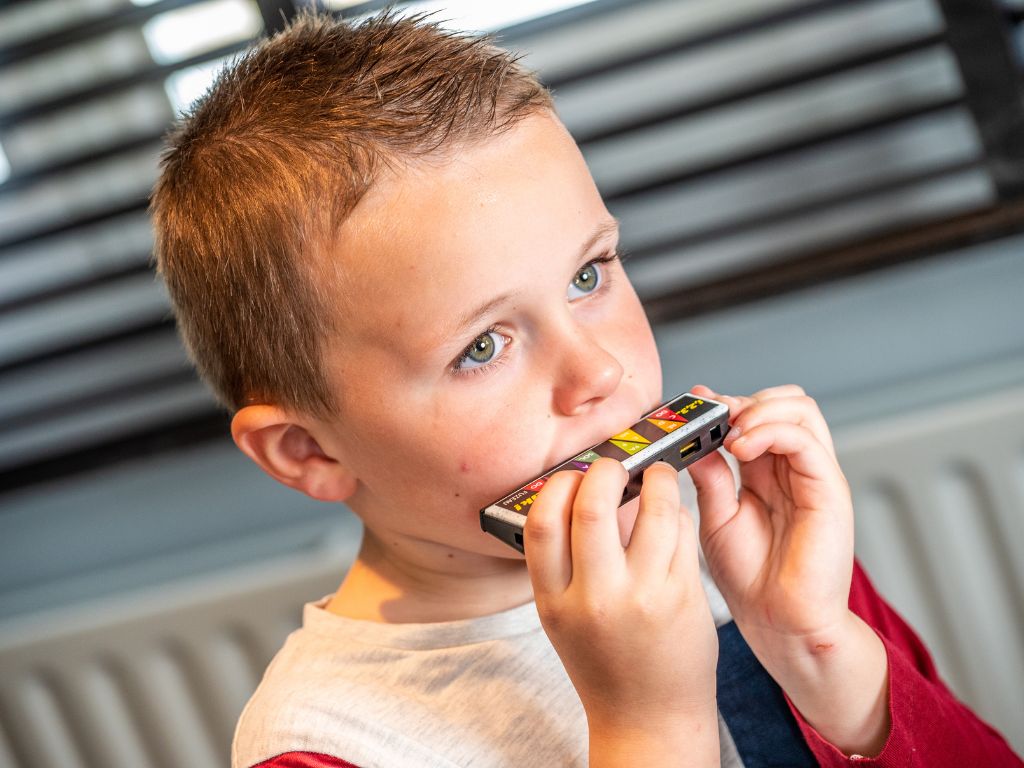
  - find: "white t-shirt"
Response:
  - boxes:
[233,476,747,768]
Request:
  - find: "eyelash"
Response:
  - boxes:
[450,249,629,378]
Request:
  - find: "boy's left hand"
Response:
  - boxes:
[686,384,855,657]
[688,384,892,757]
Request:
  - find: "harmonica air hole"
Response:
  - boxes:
[679,438,701,460]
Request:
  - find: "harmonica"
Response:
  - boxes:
[480,392,730,552]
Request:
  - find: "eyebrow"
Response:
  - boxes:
[448,217,620,339]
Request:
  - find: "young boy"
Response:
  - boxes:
[150,11,1023,768]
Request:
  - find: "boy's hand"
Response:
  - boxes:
[686,384,854,650]
[523,457,720,763]
[686,385,891,757]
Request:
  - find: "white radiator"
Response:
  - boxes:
[1,387,1022,766]
[837,384,1024,752]
[0,535,358,768]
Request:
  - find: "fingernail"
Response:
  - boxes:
[725,425,741,443]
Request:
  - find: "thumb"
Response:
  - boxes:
[686,450,739,546]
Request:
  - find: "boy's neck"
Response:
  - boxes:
[325,527,534,623]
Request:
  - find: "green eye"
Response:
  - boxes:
[465,332,496,364]
[569,259,604,298]
[454,327,508,375]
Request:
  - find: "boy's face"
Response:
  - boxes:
[314,111,663,558]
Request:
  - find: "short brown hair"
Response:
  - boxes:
[150,9,553,417]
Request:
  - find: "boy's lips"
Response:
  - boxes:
[545,399,661,470]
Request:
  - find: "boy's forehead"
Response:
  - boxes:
[327,113,611,351]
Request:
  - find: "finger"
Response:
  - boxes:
[570,457,628,585]
[725,395,836,461]
[691,385,755,423]
[625,461,680,582]
[616,494,641,549]
[668,491,701,584]
[695,384,807,406]
[686,449,740,545]
[728,422,842,485]
[751,384,807,401]
[523,469,581,597]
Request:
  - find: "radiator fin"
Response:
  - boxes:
[7,673,88,768]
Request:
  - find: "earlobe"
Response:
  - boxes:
[231,405,357,502]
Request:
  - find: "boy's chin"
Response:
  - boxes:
[479,535,527,560]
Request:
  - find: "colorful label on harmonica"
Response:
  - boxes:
[494,394,716,514]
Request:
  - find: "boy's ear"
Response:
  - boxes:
[230,405,357,503]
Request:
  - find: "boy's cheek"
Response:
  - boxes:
[368,418,505,487]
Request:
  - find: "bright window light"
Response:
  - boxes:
[164,55,235,115]
[329,0,601,32]
[0,141,10,186]
[142,0,263,65]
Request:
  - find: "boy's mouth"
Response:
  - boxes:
[546,399,661,471]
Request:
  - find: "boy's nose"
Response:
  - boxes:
[551,327,624,417]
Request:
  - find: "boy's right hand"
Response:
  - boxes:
[523,457,720,764]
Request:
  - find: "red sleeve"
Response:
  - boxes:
[251,753,361,768]
[784,557,1024,766]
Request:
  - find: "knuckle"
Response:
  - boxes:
[786,423,811,445]
[738,399,767,419]
[797,394,819,411]
[774,385,806,397]
[535,600,564,629]
[573,502,604,526]
[524,515,557,543]
[628,592,662,623]
[579,595,611,624]
[797,421,818,439]
[755,383,805,400]
[643,495,679,520]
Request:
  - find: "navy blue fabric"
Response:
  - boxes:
[716,620,818,767]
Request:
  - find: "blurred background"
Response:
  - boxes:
[1,0,1023,764]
